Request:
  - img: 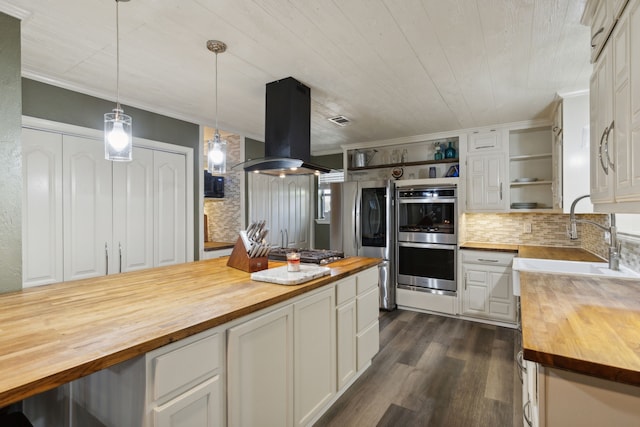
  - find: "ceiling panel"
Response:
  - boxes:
[1,0,592,152]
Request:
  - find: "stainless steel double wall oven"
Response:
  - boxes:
[396,184,458,296]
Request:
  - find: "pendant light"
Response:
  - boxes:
[104,0,133,161]
[206,40,227,174]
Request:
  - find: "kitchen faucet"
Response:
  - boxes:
[568,194,620,271]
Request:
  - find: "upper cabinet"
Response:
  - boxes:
[583,0,630,63]
[585,0,640,212]
[555,92,593,213]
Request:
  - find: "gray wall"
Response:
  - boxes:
[0,13,23,293]
[22,79,201,258]
[311,153,343,249]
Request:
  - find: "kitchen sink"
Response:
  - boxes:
[512,257,640,296]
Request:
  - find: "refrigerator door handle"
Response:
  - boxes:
[354,189,361,251]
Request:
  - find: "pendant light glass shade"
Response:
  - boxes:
[206,40,227,174]
[105,0,133,161]
[105,107,132,161]
[207,133,227,174]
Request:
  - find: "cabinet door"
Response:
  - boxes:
[22,128,63,287]
[468,130,502,152]
[227,306,293,427]
[154,376,221,427]
[552,103,563,210]
[63,135,113,280]
[154,150,187,267]
[462,266,489,316]
[590,44,615,203]
[467,154,507,211]
[113,147,154,273]
[294,288,336,426]
[487,269,515,321]
[616,0,640,200]
[336,300,357,389]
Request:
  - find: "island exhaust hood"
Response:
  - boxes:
[234,77,331,176]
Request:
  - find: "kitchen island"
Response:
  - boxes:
[0,256,380,418]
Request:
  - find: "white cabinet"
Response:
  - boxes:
[466,129,507,211]
[227,305,294,427]
[153,376,220,427]
[22,126,190,287]
[336,301,356,384]
[553,92,593,213]
[356,267,380,370]
[587,0,640,212]
[26,329,225,427]
[460,250,516,324]
[466,153,507,211]
[335,276,357,389]
[293,288,336,426]
[523,360,640,427]
[468,129,503,153]
[248,174,312,248]
[149,331,223,427]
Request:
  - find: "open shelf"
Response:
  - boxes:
[348,157,458,171]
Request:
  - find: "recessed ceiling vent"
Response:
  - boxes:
[328,115,351,126]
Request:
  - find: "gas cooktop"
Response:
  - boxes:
[268,248,344,265]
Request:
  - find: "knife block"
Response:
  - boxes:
[226,237,268,273]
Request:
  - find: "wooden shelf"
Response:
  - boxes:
[509,153,552,161]
[510,180,552,186]
[348,157,458,171]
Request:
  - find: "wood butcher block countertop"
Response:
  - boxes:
[520,272,640,386]
[462,242,640,384]
[0,256,380,407]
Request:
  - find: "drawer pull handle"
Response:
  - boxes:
[477,258,499,263]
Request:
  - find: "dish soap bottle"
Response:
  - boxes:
[445,141,456,159]
[434,146,443,160]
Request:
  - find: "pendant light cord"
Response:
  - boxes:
[215,51,219,138]
[115,0,121,113]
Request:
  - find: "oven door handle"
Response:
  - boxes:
[397,242,456,250]
[398,197,457,204]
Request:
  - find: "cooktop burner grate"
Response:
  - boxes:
[268,248,344,264]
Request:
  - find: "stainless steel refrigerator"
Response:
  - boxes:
[330,180,395,310]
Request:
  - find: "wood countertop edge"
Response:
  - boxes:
[0,257,381,407]
[523,348,640,387]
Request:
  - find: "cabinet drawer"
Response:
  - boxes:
[357,320,379,370]
[461,250,515,267]
[356,267,378,294]
[152,332,220,402]
[357,287,379,331]
[335,276,357,306]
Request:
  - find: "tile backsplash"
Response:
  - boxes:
[462,212,640,272]
[461,212,609,259]
[204,134,242,243]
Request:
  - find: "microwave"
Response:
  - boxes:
[204,172,224,198]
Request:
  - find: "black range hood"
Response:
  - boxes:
[234,77,330,176]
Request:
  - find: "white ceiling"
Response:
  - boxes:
[2,0,591,154]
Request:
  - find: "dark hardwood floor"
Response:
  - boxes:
[315,310,523,427]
